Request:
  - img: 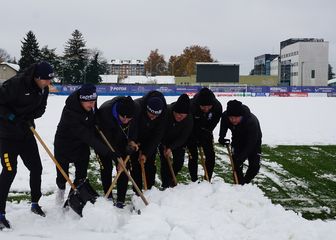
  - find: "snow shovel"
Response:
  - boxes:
[198,147,210,182]
[96,126,149,206]
[225,142,239,184]
[30,126,97,217]
[104,156,130,199]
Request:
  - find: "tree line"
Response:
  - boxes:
[0,30,214,84]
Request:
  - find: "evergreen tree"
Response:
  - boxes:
[40,45,62,81]
[18,31,40,71]
[85,51,107,84]
[63,29,88,84]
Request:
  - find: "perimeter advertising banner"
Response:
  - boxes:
[50,84,336,97]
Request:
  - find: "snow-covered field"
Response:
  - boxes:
[2,96,336,239]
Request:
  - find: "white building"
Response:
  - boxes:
[270,57,279,76]
[280,38,329,86]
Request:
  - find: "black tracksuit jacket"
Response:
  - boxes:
[219,105,262,163]
[54,90,110,161]
[0,64,49,139]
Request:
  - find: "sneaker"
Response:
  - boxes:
[55,189,65,205]
[31,203,46,217]
[114,201,125,209]
[0,214,11,230]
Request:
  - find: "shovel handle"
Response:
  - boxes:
[140,159,148,190]
[226,144,239,184]
[199,147,210,182]
[166,156,177,186]
[30,126,76,190]
[104,156,130,198]
[96,126,149,205]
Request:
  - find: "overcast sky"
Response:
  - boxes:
[1,0,336,74]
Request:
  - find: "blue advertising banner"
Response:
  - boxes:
[50,84,336,96]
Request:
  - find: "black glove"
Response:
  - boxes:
[218,137,230,146]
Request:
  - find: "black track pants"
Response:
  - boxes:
[0,135,42,214]
[187,136,215,182]
[234,152,261,185]
[159,145,185,188]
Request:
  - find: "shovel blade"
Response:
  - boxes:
[63,179,99,217]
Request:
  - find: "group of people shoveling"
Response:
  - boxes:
[0,61,262,230]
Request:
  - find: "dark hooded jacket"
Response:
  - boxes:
[219,104,262,162]
[54,89,110,160]
[97,96,137,158]
[131,91,167,157]
[0,64,49,139]
[190,90,222,135]
[161,102,193,150]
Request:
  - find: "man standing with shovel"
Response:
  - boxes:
[0,61,53,230]
[97,96,139,208]
[187,87,222,182]
[218,100,262,185]
[159,94,193,189]
[53,84,119,215]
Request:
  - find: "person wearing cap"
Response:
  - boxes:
[97,96,138,208]
[218,99,262,185]
[0,61,54,228]
[159,93,193,189]
[130,90,167,190]
[187,87,222,182]
[53,83,119,205]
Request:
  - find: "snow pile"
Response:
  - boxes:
[3,180,336,239]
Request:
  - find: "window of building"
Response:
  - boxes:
[311,70,315,79]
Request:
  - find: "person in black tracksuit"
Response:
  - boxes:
[159,94,193,188]
[218,99,262,185]
[54,84,117,201]
[97,96,138,207]
[187,87,222,182]
[0,61,54,228]
[130,91,167,190]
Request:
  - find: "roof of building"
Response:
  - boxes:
[110,59,144,65]
[120,75,175,84]
[0,62,20,71]
[99,74,119,83]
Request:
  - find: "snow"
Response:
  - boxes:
[1,95,336,239]
[121,75,175,84]
[99,74,118,84]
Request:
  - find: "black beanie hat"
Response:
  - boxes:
[146,97,164,115]
[226,100,243,116]
[198,87,214,106]
[117,96,135,118]
[79,83,97,102]
[34,61,54,80]
[173,94,190,114]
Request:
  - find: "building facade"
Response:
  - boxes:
[279,38,329,86]
[254,54,279,75]
[0,62,19,84]
[108,59,145,79]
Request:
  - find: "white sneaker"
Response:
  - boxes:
[55,189,65,205]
